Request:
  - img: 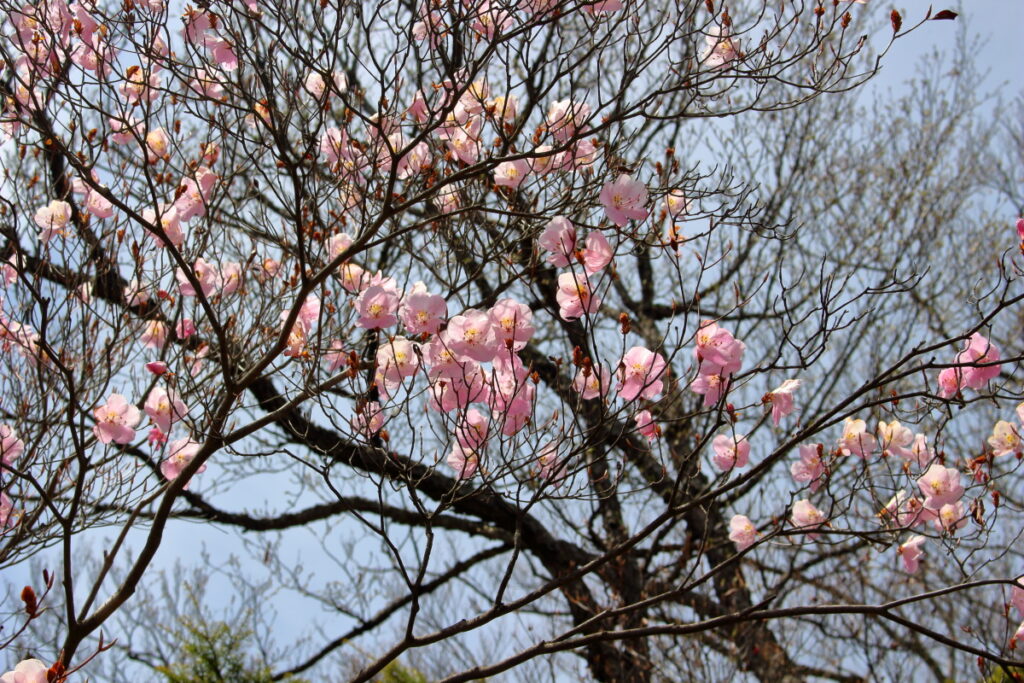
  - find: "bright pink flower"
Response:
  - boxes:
[917,463,964,509]
[634,410,660,441]
[488,298,534,351]
[694,321,745,375]
[1017,218,1024,241]
[898,535,926,573]
[702,26,740,69]
[556,271,600,321]
[955,333,1002,390]
[573,364,612,400]
[988,420,1022,457]
[729,514,757,550]
[34,200,71,242]
[148,427,168,447]
[767,378,800,425]
[600,174,649,226]
[145,387,187,434]
[617,346,667,401]
[356,284,401,329]
[546,99,590,143]
[140,320,168,349]
[177,258,220,298]
[790,499,826,537]
[0,425,25,467]
[690,371,727,407]
[160,437,205,489]
[712,433,750,471]
[0,658,48,683]
[176,318,196,339]
[494,159,530,188]
[94,393,141,445]
[839,418,876,458]
[538,216,577,267]
[447,445,480,479]
[145,361,170,376]
[582,231,614,273]
[790,443,825,492]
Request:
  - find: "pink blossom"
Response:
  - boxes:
[140,320,168,349]
[85,189,114,218]
[729,514,757,550]
[767,379,800,426]
[160,437,205,489]
[323,340,349,373]
[690,371,727,407]
[790,443,825,492]
[177,258,220,298]
[556,271,600,321]
[1017,218,1024,242]
[375,336,420,389]
[790,499,826,537]
[144,127,170,162]
[582,0,623,13]
[488,299,534,351]
[400,283,447,336]
[838,418,876,458]
[664,189,691,218]
[634,410,661,441]
[447,309,499,362]
[1011,578,1024,618]
[1012,620,1024,649]
[582,231,614,274]
[897,535,926,573]
[917,463,964,508]
[0,658,48,683]
[908,433,935,468]
[879,492,935,529]
[702,26,740,69]
[494,159,530,188]
[0,425,25,467]
[447,445,480,479]
[617,346,667,401]
[876,419,914,458]
[34,200,71,242]
[176,319,196,339]
[694,321,745,375]
[145,387,187,434]
[712,433,750,471]
[0,492,14,529]
[145,361,170,376]
[353,401,385,436]
[174,167,218,221]
[203,35,238,70]
[535,442,566,484]
[955,333,1002,390]
[455,408,489,449]
[94,393,141,445]
[599,174,649,227]
[142,204,184,248]
[219,262,242,295]
[546,99,590,143]
[538,216,577,267]
[573,364,612,400]
[988,420,1022,457]
[934,501,967,533]
[148,427,168,447]
[356,284,401,329]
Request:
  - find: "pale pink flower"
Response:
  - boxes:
[955,333,1002,390]
[1010,577,1024,618]
[447,309,499,362]
[790,443,825,492]
[546,99,590,143]
[988,420,1022,457]
[455,408,489,449]
[729,514,757,550]
[664,189,691,218]
[877,419,914,459]
[219,261,242,295]
[488,298,534,351]
[0,658,48,683]
[142,204,184,248]
[556,271,600,321]
[838,418,876,458]
[94,393,141,445]
[356,284,401,329]
[535,442,565,484]
[375,336,420,388]
[693,321,744,375]
[160,437,205,489]
[488,94,517,122]
[538,216,577,267]
[582,231,614,273]
[85,189,114,218]
[702,26,740,69]
[353,401,385,436]
[908,433,935,468]
[573,364,612,400]
[400,283,447,336]
[140,320,168,349]
[767,379,800,426]
[494,159,530,188]
[1012,620,1024,649]
[634,410,661,441]
[600,174,649,226]
[144,127,170,162]
[174,166,218,222]
[447,445,480,479]
[712,433,750,471]
[790,499,826,537]
[582,0,623,13]
[617,346,667,401]
[323,340,349,373]
[176,319,196,339]
[34,200,72,242]
[177,258,220,298]
[145,387,187,434]
[0,425,25,467]
[690,371,727,407]
[0,492,14,529]
[934,501,967,533]
[898,535,926,573]
[917,463,964,508]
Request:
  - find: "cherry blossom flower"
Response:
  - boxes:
[556,272,600,321]
[177,258,220,297]
[599,174,649,227]
[85,189,114,219]
[0,425,25,467]
[617,346,667,401]
[917,463,964,509]
[448,309,499,362]
[140,320,168,349]
[0,492,14,529]
[142,204,184,248]
[1010,577,1024,618]
[494,159,530,188]
[938,333,1002,396]
[455,408,489,450]
[174,167,218,222]
[712,433,750,471]
[535,442,566,484]
[34,200,71,242]
[767,379,800,426]
[838,418,876,458]
[447,445,480,479]
[538,216,577,267]
[573,364,612,400]
[582,231,614,273]
[145,361,170,376]
[144,387,187,434]
[0,658,48,683]
[790,499,826,538]
[693,321,744,375]
[375,336,420,391]
[664,189,691,218]
[353,401,385,436]
[546,99,590,143]
[701,26,740,69]
[935,501,967,533]
[898,535,926,573]
[94,393,141,445]
[690,371,727,407]
[488,298,534,351]
[400,283,447,335]
[908,433,935,468]
[876,420,914,459]
[790,443,825,492]
[356,283,401,329]
[988,420,1022,457]
[160,437,205,489]
[729,514,757,550]
[634,410,661,441]
[582,0,623,14]
[1017,217,1024,242]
